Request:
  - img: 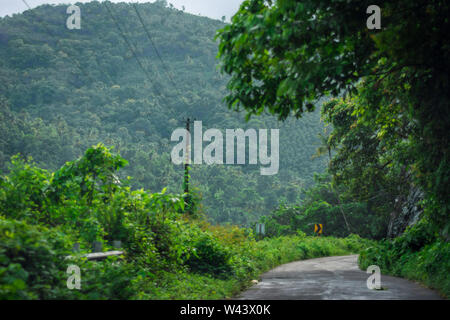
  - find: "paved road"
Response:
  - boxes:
[238,255,442,300]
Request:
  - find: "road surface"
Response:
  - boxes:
[238,255,442,300]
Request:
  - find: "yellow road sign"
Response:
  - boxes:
[314,224,323,234]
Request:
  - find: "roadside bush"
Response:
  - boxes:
[0,156,50,224]
[69,256,135,300]
[0,218,72,299]
[186,232,233,277]
[0,217,143,300]
[358,217,449,298]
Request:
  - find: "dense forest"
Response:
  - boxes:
[0,0,448,300]
[0,1,327,225]
[216,0,449,295]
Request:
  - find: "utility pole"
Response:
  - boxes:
[183,117,192,213]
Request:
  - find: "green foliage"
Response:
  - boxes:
[0,2,328,225]
[71,257,136,300]
[217,0,449,232]
[359,218,449,298]
[185,232,232,276]
[0,144,372,299]
[0,216,139,300]
[216,0,378,119]
[0,218,72,299]
[50,143,128,204]
[0,155,51,224]
[261,174,387,239]
[130,233,371,300]
[217,1,448,297]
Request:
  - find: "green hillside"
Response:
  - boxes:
[0,1,327,225]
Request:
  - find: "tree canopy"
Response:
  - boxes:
[217,0,450,232]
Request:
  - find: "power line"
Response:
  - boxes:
[131,1,193,123]
[131,2,180,93]
[21,0,163,107]
[103,1,161,97]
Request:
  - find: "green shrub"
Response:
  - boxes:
[69,257,135,300]
[186,233,233,277]
[0,156,50,224]
[358,218,449,298]
[0,218,72,299]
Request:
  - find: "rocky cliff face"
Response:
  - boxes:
[387,187,424,238]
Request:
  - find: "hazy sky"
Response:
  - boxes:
[0,0,244,21]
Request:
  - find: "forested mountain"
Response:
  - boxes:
[0,1,327,225]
